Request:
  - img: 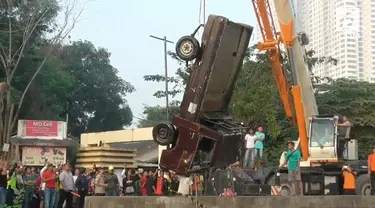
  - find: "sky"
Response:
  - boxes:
[67,0,259,128]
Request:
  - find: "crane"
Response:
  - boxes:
[250,0,373,196]
[250,0,344,164]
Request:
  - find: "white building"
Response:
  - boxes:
[296,0,364,81]
[259,0,374,82]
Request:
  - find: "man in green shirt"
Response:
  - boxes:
[281,141,303,196]
[23,167,37,208]
[104,166,119,196]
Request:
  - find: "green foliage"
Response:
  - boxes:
[140,51,190,126]
[230,46,298,163]
[230,46,286,139]
[142,51,191,99]
[0,0,134,140]
[138,101,180,128]
[58,40,135,136]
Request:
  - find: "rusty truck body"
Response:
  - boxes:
[152,15,253,174]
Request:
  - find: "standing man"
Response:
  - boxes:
[337,116,352,158]
[75,168,89,208]
[177,173,193,196]
[281,141,303,196]
[23,167,37,208]
[342,165,356,195]
[42,164,56,208]
[139,171,148,196]
[243,129,256,168]
[94,167,106,196]
[58,163,75,208]
[368,146,375,195]
[120,163,127,179]
[0,162,7,208]
[147,170,156,196]
[104,166,119,196]
[337,116,351,129]
[255,126,265,159]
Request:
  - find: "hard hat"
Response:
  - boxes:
[108,166,114,171]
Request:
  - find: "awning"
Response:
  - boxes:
[10,137,79,147]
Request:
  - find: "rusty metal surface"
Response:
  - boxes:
[159,15,253,174]
[180,15,253,121]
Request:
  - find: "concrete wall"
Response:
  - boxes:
[80,128,153,147]
[85,196,375,208]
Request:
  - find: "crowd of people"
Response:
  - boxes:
[0,160,205,208]
[118,168,204,197]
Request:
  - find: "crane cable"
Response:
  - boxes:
[198,0,206,25]
[197,0,206,38]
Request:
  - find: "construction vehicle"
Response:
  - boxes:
[153,0,370,196]
[251,0,369,196]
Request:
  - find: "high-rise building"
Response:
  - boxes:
[296,0,365,81]
[259,0,372,82]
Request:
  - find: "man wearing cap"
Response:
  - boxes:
[94,167,106,196]
[105,166,119,196]
[368,146,375,195]
[42,164,57,208]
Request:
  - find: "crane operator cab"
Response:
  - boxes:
[308,115,357,163]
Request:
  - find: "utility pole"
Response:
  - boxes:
[149,35,174,121]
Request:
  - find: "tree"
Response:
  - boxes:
[230,45,298,163]
[143,51,190,99]
[140,51,189,126]
[138,101,180,128]
[58,40,134,137]
[0,0,83,151]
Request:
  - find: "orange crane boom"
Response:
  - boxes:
[251,0,309,160]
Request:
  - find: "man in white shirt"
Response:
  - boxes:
[177,174,193,196]
[243,129,256,169]
[120,163,127,178]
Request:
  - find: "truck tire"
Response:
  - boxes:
[175,36,200,61]
[355,174,371,195]
[267,174,293,196]
[152,122,177,146]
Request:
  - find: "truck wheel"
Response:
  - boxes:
[355,174,371,195]
[267,174,293,196]
[152,122,177,146]
[175,36,200,61]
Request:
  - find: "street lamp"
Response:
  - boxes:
[149,35,174,121]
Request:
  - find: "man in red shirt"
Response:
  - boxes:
[139,171,148,196]
[154,171,164,196]
[42,164,56,208]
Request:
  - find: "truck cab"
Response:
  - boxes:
[308,115,356,164]
[152,15,254,175]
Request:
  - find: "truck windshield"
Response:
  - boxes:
[310,119,335,148]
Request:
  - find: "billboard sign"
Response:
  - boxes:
[17,120,67,140]
[22,146,66,166]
